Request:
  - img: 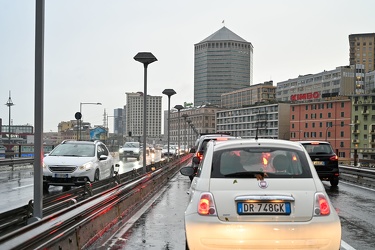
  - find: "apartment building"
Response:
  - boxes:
[276,65,366,102]
[351,94,375,160]
[349,33,375,73]
[289,96,352,158]
[125,92,162,142]
[216,103,290,140]
[221,81,276,108]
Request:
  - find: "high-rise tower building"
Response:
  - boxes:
[194,26,253,107]
[125,92,162,140]
[349,33,375,73]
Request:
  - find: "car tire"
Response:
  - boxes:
[43,183,49,191]
[62,186,71,192]
[94,169,100,181]
[137,156,140,161]
[330,178,339,187]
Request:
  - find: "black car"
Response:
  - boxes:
[189,134,239,181]
[299,141,339,186]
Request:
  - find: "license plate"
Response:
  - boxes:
[237,202,291,215]
[54,173,71,178]
[313,161,325,165]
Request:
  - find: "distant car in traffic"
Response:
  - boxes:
[119,141,141,161]
[180,138,341,249]
[189,133,239,180]
[43,140,114,191]
[161,145,177,157]
[299,140,339,186]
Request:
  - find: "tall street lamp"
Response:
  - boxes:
[162,89,176,160]
[134,52,157,173]
[182,114,189,153]
[174,105,184,157]
[79,102,102,140]
[5,91,15,158]
[187,118,192,149]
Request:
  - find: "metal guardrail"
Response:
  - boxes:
[0,154,191,249]
[339,165,375,188]
[0,155,186,237]
[0,158,34,167]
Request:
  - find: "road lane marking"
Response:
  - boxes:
[341,240,356,250]
[12,184,33,190]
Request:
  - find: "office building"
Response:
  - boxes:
[216,103,290,140]
[349,33,375,73]
[194,26,254,107]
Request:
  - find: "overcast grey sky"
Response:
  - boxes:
[1,0,374,133]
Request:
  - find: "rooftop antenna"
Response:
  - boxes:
[222,20,225,26]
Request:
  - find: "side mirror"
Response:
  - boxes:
[180,166,195,176]
[99,155,108,161]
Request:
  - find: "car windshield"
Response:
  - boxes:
[302,144,333,154]
[49,143,95,157]
[123,142,138,148]
[210,147,312,178]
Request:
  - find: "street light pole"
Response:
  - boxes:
[134,52,157,173]
[187,118,192,150]
[174,105,184,157]
[79,102,102,140]
[162,89,176,160]
[182,114,189,153]
[5,91,15,158]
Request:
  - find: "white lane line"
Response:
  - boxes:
[12,184,33,190]
[341,240,356,250]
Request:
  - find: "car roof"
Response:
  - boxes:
[211,138,306,151]
[61,140,99,145]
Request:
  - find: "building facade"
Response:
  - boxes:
[351,94,375,160]
[194,26,254,107]
[349,33,375,73]
[216,103,291,140]
[276,65,365,101]
[289,96,352,158]
[221,81,276,108]
[168,105,221,148]
[125,92,162,142]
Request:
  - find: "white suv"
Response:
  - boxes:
[43,140,114,191]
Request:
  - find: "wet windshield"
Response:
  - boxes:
[211,147,312,179]
[49,143,95,157]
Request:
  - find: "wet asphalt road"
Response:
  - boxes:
[104,171,191,249]
[102,177,375,250]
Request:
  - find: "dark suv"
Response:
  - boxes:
[189,133,239,181]
[299,141,339,186]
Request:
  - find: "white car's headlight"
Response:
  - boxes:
[80,162,94,170]
[43,162,47,169]
[119,149,124,153]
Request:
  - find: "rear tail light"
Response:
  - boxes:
[196,151,204,161]
[314,193,331,216]
[198,192,217,216]
[330,155,338,161]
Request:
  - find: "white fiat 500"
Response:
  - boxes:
[180,139,341,250]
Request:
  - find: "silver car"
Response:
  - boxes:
[180,138,341,249]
